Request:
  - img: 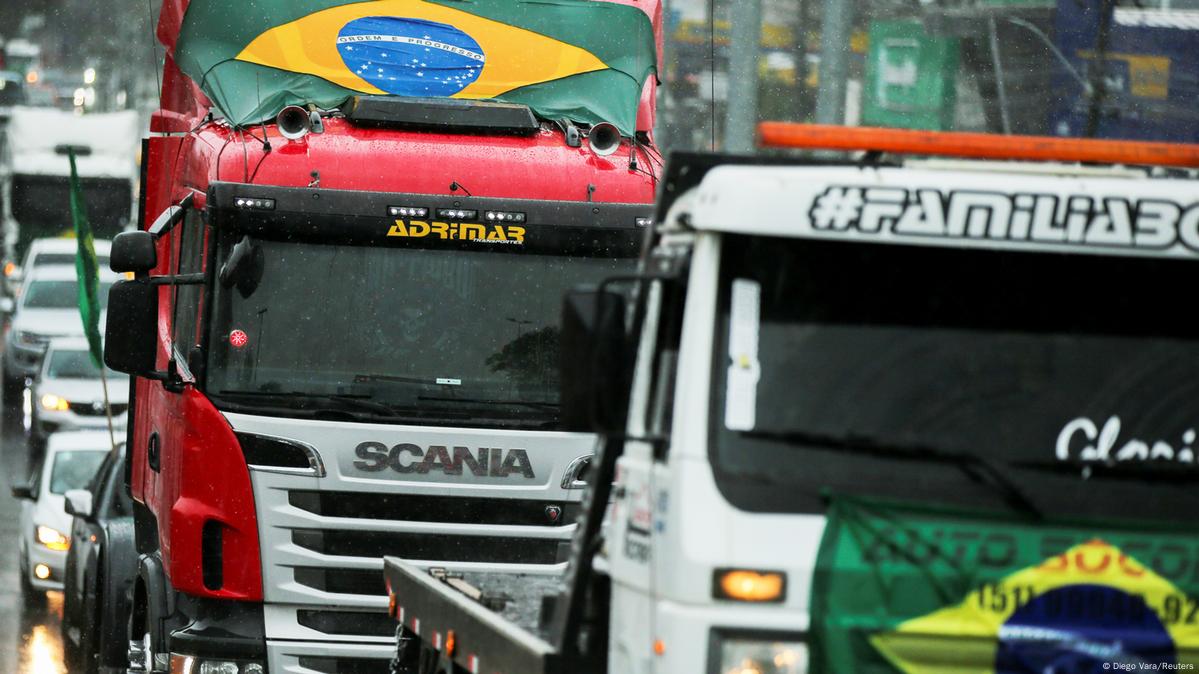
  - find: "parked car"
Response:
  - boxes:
[30,337,129,447]
[62,443,134,674]
[12,431,110,606]
[3,264,116,396]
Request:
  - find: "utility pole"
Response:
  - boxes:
[815,0,854,125]
[724,0,763,153]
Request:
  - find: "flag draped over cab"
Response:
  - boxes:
[173,0,657,136]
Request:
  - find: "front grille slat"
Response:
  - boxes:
[297,610,395,637]
[297,657,391,674]
[292,529,567,565]
[293,567,385,596]
[288,490,578,527]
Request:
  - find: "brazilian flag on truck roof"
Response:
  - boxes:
[174,0,657,136]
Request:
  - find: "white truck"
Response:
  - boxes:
[385,135,1199,674]
[1,106,139,287]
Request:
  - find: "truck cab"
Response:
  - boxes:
[386,140,1199,673]
[104,1,663,673]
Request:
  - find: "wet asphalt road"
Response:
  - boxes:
[0,376,71,674]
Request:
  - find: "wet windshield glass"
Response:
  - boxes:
[21,280,114,310]
[206,235,637,428]
[710,234,1199,521]
[46,349,126,381]
[49,450,107,495]
[660,0,1199,150]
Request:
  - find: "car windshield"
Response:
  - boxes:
[710,234,1199,523]
[49,450,107,495]
[206,231,639,429]
[45,349,126,381]
[32,253,108,268]
[21,279,114,310]
[0,78,23,106]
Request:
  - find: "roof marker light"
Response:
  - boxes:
[437,209,478,221]
[484,211,526,223]
[389,206,428,218]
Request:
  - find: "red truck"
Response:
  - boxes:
[101,1,662,672]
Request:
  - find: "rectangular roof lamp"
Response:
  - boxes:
[344,96,539,136]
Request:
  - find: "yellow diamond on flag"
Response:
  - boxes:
[235,0,609,100]
[871,539,1199,674]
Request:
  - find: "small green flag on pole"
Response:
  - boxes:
[68,150,104,367]
[69,149,116,450]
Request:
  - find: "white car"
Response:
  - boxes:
[3,264,118,393]
[13,431,111,605]
[31,337,129,444]
[4,238,113,298]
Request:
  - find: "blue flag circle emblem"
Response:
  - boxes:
[996,584,1176,671]
[336,16,485,97]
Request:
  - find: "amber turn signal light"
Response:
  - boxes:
[714,569,787,603]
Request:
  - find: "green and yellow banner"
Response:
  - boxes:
[174,0,657,135]
[812,497,1199,673]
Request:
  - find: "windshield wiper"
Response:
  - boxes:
[416,396,560,412]
[1012,459,1199,484]
[216,390,397,418]
[740,429,1044,521]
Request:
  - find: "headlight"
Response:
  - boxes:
[40,393,70,411]
[36,525,70,551]
[713,632,807,674]
[169,654,264,674]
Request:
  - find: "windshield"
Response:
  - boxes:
[206,232,638,428]
[45,349,126,381]
[0,78,23,106]
[710,234,1199,522]
[31,252,109,268]
[660,0,1199,150]
[22,279,114,310]
[49,450,107,495]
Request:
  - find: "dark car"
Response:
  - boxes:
[61,444,136,674]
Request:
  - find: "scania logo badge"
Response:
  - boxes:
[353,442,536,479]
[91,401,104,413]
[545,505,563,523]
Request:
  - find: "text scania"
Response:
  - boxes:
[808,186,1199,253]
[354,442,536,478]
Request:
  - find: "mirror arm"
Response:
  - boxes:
[148,193,195,237]
[149,273,205,286]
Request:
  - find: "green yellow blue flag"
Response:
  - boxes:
[174,0,657,135]
[811,497,1199,673]
[68,150,104,368]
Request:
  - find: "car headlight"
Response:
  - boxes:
[40,393,70,411]
[36,525,70,551]
[713,632,807,674]
[169,654,264,674]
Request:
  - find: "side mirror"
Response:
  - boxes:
[559,287,633,433]
[110,231,158,274]
[64,489,94,519]
[104,280,158,376]
[0,296,13,314]
[10,483,33,500]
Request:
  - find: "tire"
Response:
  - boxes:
[80,563,103,674]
